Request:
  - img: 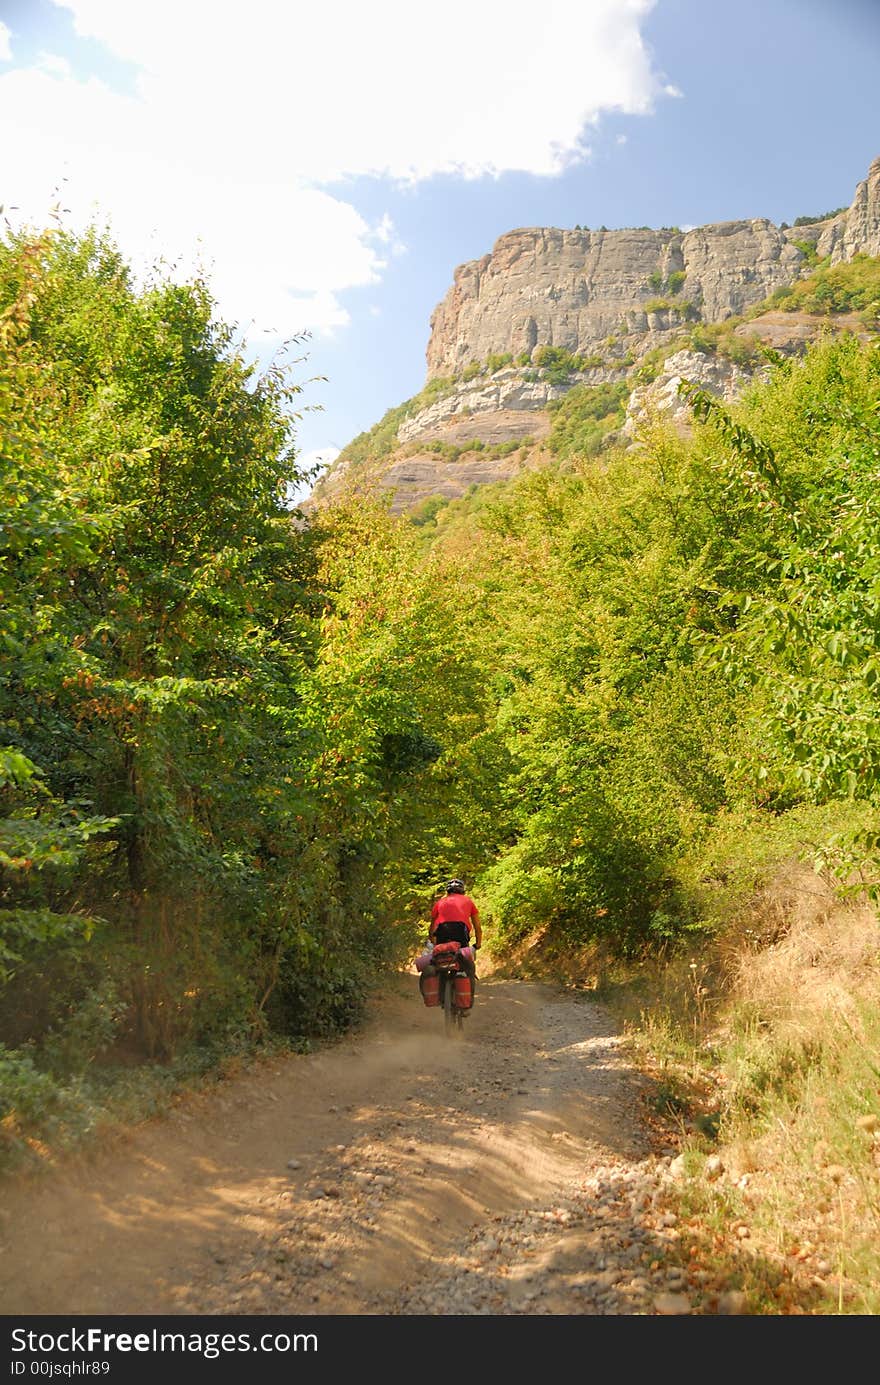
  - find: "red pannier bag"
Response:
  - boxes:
[453,974,473,1010]
[431,941,461,967]
[421,973,440,1007]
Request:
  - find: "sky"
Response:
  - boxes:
[1,0,879,498]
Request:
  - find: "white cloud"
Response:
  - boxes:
[285,447,339,506]
[0,1,671,339]
[36,52,73,78]
[52,0,668,180]
[0,22,11,62]
[300,447,341,473]
[372,213,406,258]
[0,64,384,337]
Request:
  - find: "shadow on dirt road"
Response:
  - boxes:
[0,974,699,1316]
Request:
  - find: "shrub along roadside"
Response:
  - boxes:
[532,800,880,1315]
[6,222,880,1256]
[489,798,880,1313]
[0,228,496,1168]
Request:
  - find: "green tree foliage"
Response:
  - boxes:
[647,270,686,296]
[759,254,880,328]
[484,352,514,374]
[679,337,880,808]
[792,207,848,227]
[0,229,493,1150]
[428,332,880,948]
[7,220,880,1156]
[532,345,604,384]
[546,382,629,458]
[644,297,699,320]
[459,439,745,951]
[0,227,327,1063]
[687,320,764,365]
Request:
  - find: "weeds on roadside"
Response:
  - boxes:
[594,811,880,1314]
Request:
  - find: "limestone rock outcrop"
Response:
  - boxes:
[397,368,617,446]
[817,156,880,263]
[426,228,683,377]
[623,350,763,442]
[312,156,880,515]
[425,221,804,380]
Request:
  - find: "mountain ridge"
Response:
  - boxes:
[311,155,880,514]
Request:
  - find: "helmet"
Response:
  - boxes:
[446,878,465,894]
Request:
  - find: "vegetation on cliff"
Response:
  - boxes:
[545,381,629,457]
[318,247,880,512]
[323,373,457,479]
[760,251,880,327]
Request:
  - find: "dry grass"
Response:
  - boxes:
[500,854,880,1312]
[627,864,880,1313]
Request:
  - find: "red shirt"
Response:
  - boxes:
[431,894,478,931]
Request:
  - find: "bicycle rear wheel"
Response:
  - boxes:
[442,973,455,1036]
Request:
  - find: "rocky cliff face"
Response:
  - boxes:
[426,221,806,379]
[397,372,574,446]
[817,156,880,262]
[312,156,880,514]
[424,156,880,383]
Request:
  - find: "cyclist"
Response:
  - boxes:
[419,878,481,1002]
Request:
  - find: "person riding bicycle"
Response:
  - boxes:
[422,878,481,1001]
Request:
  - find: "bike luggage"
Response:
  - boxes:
[432,941,461,968]
[453,974,473,1010]
[421,973,440,1007]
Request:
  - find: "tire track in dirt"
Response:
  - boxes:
[0,975,705,1316]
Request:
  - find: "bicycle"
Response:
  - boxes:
[431,941,473,1037]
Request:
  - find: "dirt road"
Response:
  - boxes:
[0,973,707,1316]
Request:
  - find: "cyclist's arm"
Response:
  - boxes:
[471,905,483,948]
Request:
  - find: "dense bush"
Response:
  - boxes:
[0,228,496,1155]
[688,320,764,365]
[443,334,880,946]
[6,222,880,1162]
[546,382,629,457]
[759,254,880,326]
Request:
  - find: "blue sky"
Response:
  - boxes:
[1,0,879,493]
